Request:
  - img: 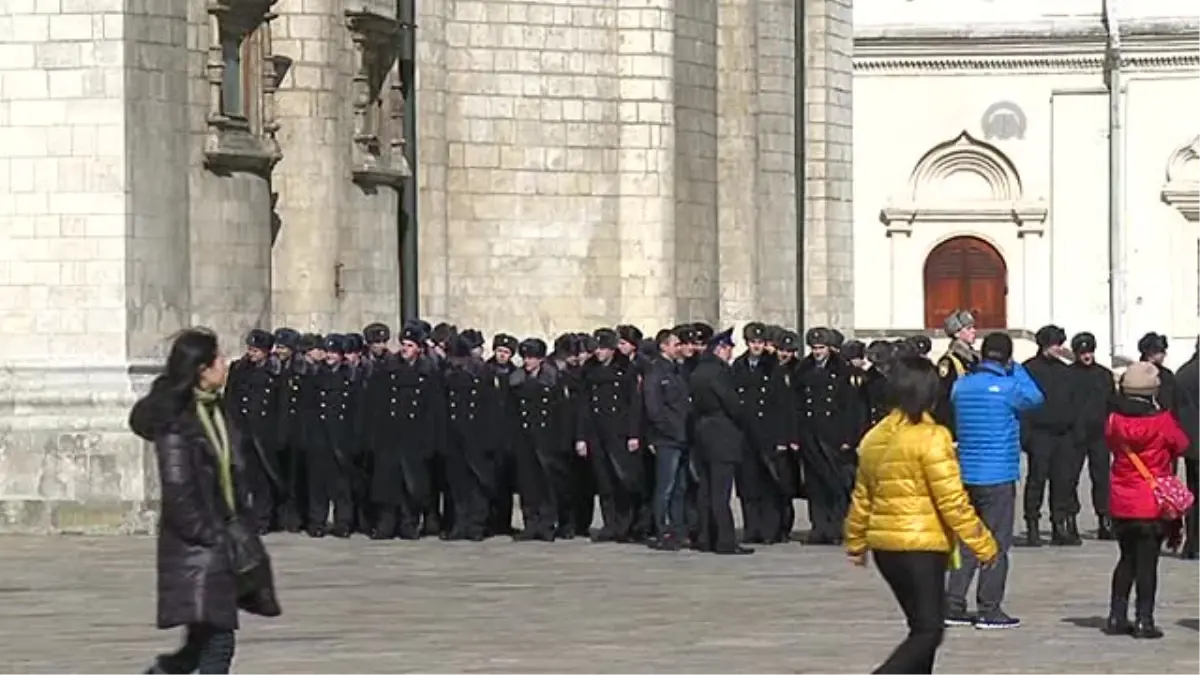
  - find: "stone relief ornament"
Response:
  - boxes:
[981,101,1026,141]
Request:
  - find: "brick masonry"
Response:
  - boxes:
[0,0,854,530]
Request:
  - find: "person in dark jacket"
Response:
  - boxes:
[689,328,755,555]
[1138,332,1176,412]
[130,328,279,674]
[224,329,281,534]
[643,328,692,550]
[1068,332,1118,540]
[1020,324,1080,546]
[1174,338,1199,559]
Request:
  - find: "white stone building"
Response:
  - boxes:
[0,0,852,530]
[853,0,1200,368]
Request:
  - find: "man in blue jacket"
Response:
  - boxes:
[945,332,1045,630]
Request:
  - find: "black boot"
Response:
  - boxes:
[1050,517,1071,546]
[1063,516,1083,546]
[1133,618,1164,639]
[1104,600,1132,635]
[1016,517,1043,547]
[1096,515,1115,541]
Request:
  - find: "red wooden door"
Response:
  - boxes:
[923,236,1007,330]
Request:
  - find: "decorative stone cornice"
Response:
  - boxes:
[881,204,1048,236]
[1163,136,1200,221]
[854,18,1200,73]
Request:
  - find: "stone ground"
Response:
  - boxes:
[0,529,1196,674]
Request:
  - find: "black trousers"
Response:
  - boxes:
[242,445,276,532]
[277,440,308,531]
[1185,458,1199,554]
[698,459,738,552]
[445,448,489,539]
[305,450,353,531]
[566,453,594,536]
[1023,430,1082,519]
[488,450,517,535]
[374,473,423,538]
[737,453,782,542]
[514,440,557,537]
[802,445,855,540]
[1111,519,1166,620]
[871,551,947,675]
[590,436,640,538]
[423,455,450,535]
[1080,436,1110,516]
[152,624,236,674]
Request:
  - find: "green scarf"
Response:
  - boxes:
[194,388,235,512]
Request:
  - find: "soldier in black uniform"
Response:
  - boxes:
[689,328,754,555]
[551,334,591,538]
[731,322,783,544]
[486,333,520,536]
[843,340,888,431]
[1020,324,1079,547]
[680,322,712,545]
[1068,331,1117,540]
[865,340,897,378]
[305,334,356,538]
[907,335,933,362]
[1138,332,1176,410]
[225,329,282,533]
[422,323,456,536]
[509,338,572,541]
[769,329,803,543]
[341,332,372,534]
[442,332,501,541]
[618,324,655,540]
[1176,338,1200,559]
[577,328,644,542]
[934,310,980,436]
[795,327,862,545]
[274,329,314,532]
[364,324,444,539]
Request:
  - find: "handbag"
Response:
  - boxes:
[1122,446,1195,521]
[225,517,282,617]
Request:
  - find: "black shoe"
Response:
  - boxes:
[513,529,541,542]
[330,526,351,538]
[554,525,575,540]
[1181,548,1199,560]
[743,533,766,545]
[1063,517,1083,545]
[1103,614,1133,636]
[805,532,836,545]
[1133,619,1164,639]
[1050,518,1071,546]
[590,529,618,543]
[306,527,327,538]
[396,528,421,540]
[1096,515,1115,540]
[714,545,755,555]
[1016,518,1043,547]
[944,612,976,628]
[974,610,1020,630]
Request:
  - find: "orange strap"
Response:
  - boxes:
[1122,446,1161,493]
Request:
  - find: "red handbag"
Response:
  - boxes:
[1122,447,1195,520]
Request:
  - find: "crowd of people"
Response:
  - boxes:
[127,312,1199,673]
[847,320,1197,673]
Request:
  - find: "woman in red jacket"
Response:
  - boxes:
[1104,362,1190,639]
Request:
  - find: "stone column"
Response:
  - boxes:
[802,0,855,331]
[269,0,343,331]
[617,0,678,328]
[716,0,760,326]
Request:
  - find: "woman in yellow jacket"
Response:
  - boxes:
[844,356,999,674]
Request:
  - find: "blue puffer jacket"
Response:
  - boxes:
[950,361,1045,485]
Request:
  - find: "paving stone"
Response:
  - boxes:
[0,533,1194,673]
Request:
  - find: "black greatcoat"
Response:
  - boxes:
[850,365,888,441]
[577,354,644,494]
[508,363,572,537]
[364,354,444,508]
[794,353,861,541]
[273,356,313,529]
[130,394,258,632]
[224,356,282,529]
[688,352,752,551]
[731,352,780,499]
[443,356,501,536]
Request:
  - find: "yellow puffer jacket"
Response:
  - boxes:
[844,410,998,561]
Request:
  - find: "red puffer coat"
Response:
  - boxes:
[1106,397,1190,520]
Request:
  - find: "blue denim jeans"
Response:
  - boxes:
[653,444,688,538]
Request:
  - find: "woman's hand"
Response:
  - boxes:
[847,551,868,567]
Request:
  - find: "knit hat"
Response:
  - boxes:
[1120,362,1161,397]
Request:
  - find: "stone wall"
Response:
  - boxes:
[802,0,854,330]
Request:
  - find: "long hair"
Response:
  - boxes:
[129,328,220,440]
[884,356,940,425]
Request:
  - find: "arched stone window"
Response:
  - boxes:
[880,130,1047,237]
[1162,136,1199,221]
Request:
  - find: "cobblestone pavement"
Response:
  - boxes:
[0,528,1196,674]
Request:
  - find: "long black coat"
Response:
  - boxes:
[1175,353,1199,460]
[688,352,752,464]
[131,392,254,632]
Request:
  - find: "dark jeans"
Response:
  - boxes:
[652,444,688,538]
[1024,430,1082,519]
[1081,436,1110,516]
[1111,519,1166,620]
[153,624,236,674]
[872,550,947,674]
[946,482,1015,616]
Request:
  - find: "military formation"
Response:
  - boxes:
[222,312,1198,558]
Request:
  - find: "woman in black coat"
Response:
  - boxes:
[130,328,279,674]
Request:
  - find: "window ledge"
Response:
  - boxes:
[352,158,409,189]
[204,119,280,178]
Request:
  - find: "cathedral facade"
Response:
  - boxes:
[0,0,851,530]
[853,0,1199,368]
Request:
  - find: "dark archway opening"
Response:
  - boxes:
[923,235,1008,330]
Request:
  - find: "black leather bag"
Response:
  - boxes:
[226,518,281,617]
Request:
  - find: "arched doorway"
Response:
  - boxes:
[923,236,1008,330]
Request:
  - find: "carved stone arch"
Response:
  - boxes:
[880,130,1048,237]
[1162,136,1199,221]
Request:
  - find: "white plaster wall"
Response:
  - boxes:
[853,71,1096,332]
[1123,75,1200,366]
